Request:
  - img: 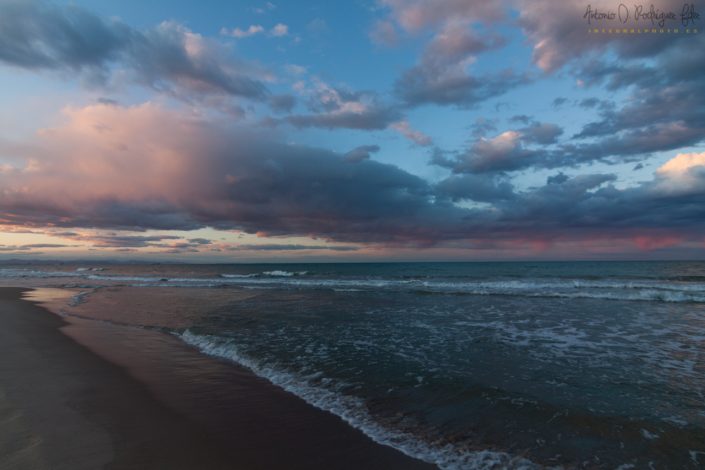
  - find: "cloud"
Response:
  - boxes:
[378,0,505,32]
[516,0,693,72]
[392,20,521,108]
[286,106,399,130]
[458,130,534,172]
[268,94,296,113]
[369,20,399,46]
[285,64,306,75]
[508,115,530,125]
[552,97,567,108]
[435,174,516,202]
[229,244,359,251]
[221,24,265,38]
[561,32,705,171]
[653,151,705,193]
[344,145,381,162]
[3,102,705,253]
[271,23,289,37]
[519,122,563,144]
[423,23,505,64]
[396,66,528,108]
[377,0,525,108]
[436,129,544,173]
[657,152,705,176]
[284,79,401,130]
[0,243,70,251]
[579,97,600,109]
[221,23,288,38]
[0,102,476,245]
[435,103,701,173]
[390,121,433,146]
[0,0,268,103]
[56,232,182,248]
[253,2,276,14]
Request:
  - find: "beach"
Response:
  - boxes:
[0,261,704,469]
[0,287,431,469]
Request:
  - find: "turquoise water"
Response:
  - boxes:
[3,261,705,468]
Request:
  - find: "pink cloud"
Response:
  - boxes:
[633,235,684,251]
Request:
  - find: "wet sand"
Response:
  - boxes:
[0,287,432,469]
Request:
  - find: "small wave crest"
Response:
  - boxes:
[219,270,308,278]
[177,330,541,470]
[3,267,704,303]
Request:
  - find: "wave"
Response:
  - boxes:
[220,270,308,278]
[3,268,705,303]
[0,269,85,279]
[177,330,540,470]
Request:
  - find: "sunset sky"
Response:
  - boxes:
[0,0,703,261]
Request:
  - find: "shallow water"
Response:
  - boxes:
[5,261,705,469]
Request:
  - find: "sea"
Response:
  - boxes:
[2,261,704,469]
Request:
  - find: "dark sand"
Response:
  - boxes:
[0,288,433,469]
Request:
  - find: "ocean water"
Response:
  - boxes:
[3,261,705,468]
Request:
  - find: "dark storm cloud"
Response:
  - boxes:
[435,174,516,203]
[3,102,705,248]
[0,0,268,101]
[496,168,705,238]
[0,103,483,245]
[429,166,705,245]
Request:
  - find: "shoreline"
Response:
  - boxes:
[0,287,433,469]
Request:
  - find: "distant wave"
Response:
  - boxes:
[2,268,704,303]
[220,270,308,278]
[177,330,540,470]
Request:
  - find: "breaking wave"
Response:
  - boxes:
[177,330,540,470]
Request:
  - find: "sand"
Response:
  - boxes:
[0,288,432,469]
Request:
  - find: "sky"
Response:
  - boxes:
[0,0,703,262]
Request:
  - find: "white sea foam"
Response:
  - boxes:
[0,268,83,279]
[69,291,91,307]
[260,270,308,277]
[3,267,705,303]
[177,330,544,470]
[221,270,307,278]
